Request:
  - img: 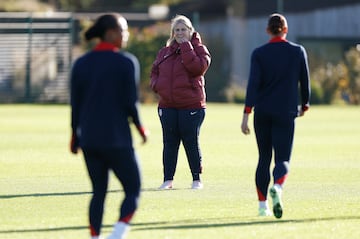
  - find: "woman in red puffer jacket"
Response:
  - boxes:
[151,14,211,190]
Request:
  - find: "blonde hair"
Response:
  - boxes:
[166,15,195,46]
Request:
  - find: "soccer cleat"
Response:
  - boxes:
[191,180,203,189]
[270,186,283,219]
[258,207,272,216]
[159,180,173,190]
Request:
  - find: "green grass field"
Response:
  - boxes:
[0,104,359,239]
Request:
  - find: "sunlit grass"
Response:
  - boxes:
[0,104,359,239]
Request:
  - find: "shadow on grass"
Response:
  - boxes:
[133,215,360,231]
[0,191,94,199]
[0,221,164,234]
[0,188,164,199]
[1,216,359,234]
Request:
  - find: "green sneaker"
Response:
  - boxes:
[270,186,283,219]
[258,207,272,216]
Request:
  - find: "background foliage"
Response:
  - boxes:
[310,47,360,105]
[1,0,360,104]
[126,24,169,103]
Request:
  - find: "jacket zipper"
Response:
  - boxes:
[170,53,175,103]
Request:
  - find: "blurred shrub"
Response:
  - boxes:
[309,80,323,104]
[344,47,360,104]
[223,83,246,103]
[202,36,231,102]
[127,24,169,103]
[311,63,342,104]
[310,47,360,105]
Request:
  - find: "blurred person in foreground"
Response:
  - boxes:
[70,13,148,239]
[241,13,310,218]
[150,15,211,190]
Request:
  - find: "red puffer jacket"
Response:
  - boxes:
[150,32,211,109]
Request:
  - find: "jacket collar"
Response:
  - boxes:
[269,36,288,43]
[93,42,119,51]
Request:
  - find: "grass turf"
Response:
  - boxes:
[0,104,359,239]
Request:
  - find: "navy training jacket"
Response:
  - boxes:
[71,44,142,149]
[245,38,310,115]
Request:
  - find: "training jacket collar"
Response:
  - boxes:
[269,36,288,43]
[93,42,119,51]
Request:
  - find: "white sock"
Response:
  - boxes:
[259,200,269,209]
[274,184,282,191]
[108,222,130,239]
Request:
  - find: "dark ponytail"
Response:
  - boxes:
[267,13,287,35]
[84,13,121,41]
[85,23,102,40]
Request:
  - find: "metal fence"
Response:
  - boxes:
[0,12,73,103]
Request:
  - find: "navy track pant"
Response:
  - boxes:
[82,147,141,236]
[253,111,296,200]
[158,108,205,181]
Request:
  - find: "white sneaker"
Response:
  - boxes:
[159,180,173,190]
[107,222,129,239]
[191,180,203,189]
[258,207,272,216]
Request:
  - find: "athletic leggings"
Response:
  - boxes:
[253,111,296,201]
[159,108,205,181]
[82,147,141,236]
